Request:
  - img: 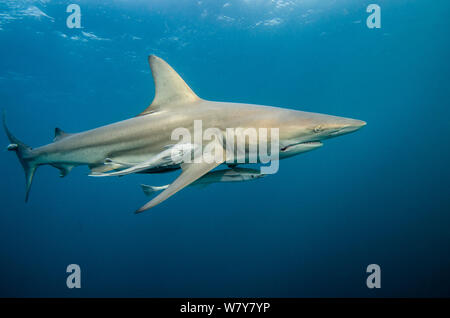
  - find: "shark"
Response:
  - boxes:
[3,55,366,213]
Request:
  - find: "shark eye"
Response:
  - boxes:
[313,125,323,133]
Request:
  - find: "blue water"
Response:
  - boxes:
[1,0,449,297]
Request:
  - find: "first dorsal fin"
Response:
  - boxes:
[138,55,200,116]
[54,128,72,141]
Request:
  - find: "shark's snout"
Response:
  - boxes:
[330,119,366,136]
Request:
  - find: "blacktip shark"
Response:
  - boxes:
[3,55,366,213]
[141,167,266,196]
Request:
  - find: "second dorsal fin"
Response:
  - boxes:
[54,128,72,141]
[138,55,200,116]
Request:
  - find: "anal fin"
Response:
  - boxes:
[50,164,75,178]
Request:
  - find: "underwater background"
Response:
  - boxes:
[0,0,449,297]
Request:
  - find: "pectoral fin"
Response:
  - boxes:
[135,159,224,213]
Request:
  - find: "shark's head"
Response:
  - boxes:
[278,110,366,155]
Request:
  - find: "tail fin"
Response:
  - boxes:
[3,111,37,202]
[141,184,168,197]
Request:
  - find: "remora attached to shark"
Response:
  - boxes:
[141,167,266,197]
[3,55,366,213]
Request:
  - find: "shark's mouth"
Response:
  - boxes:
[280,141,322,152]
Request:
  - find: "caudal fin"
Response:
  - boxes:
[3,111,37,202]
